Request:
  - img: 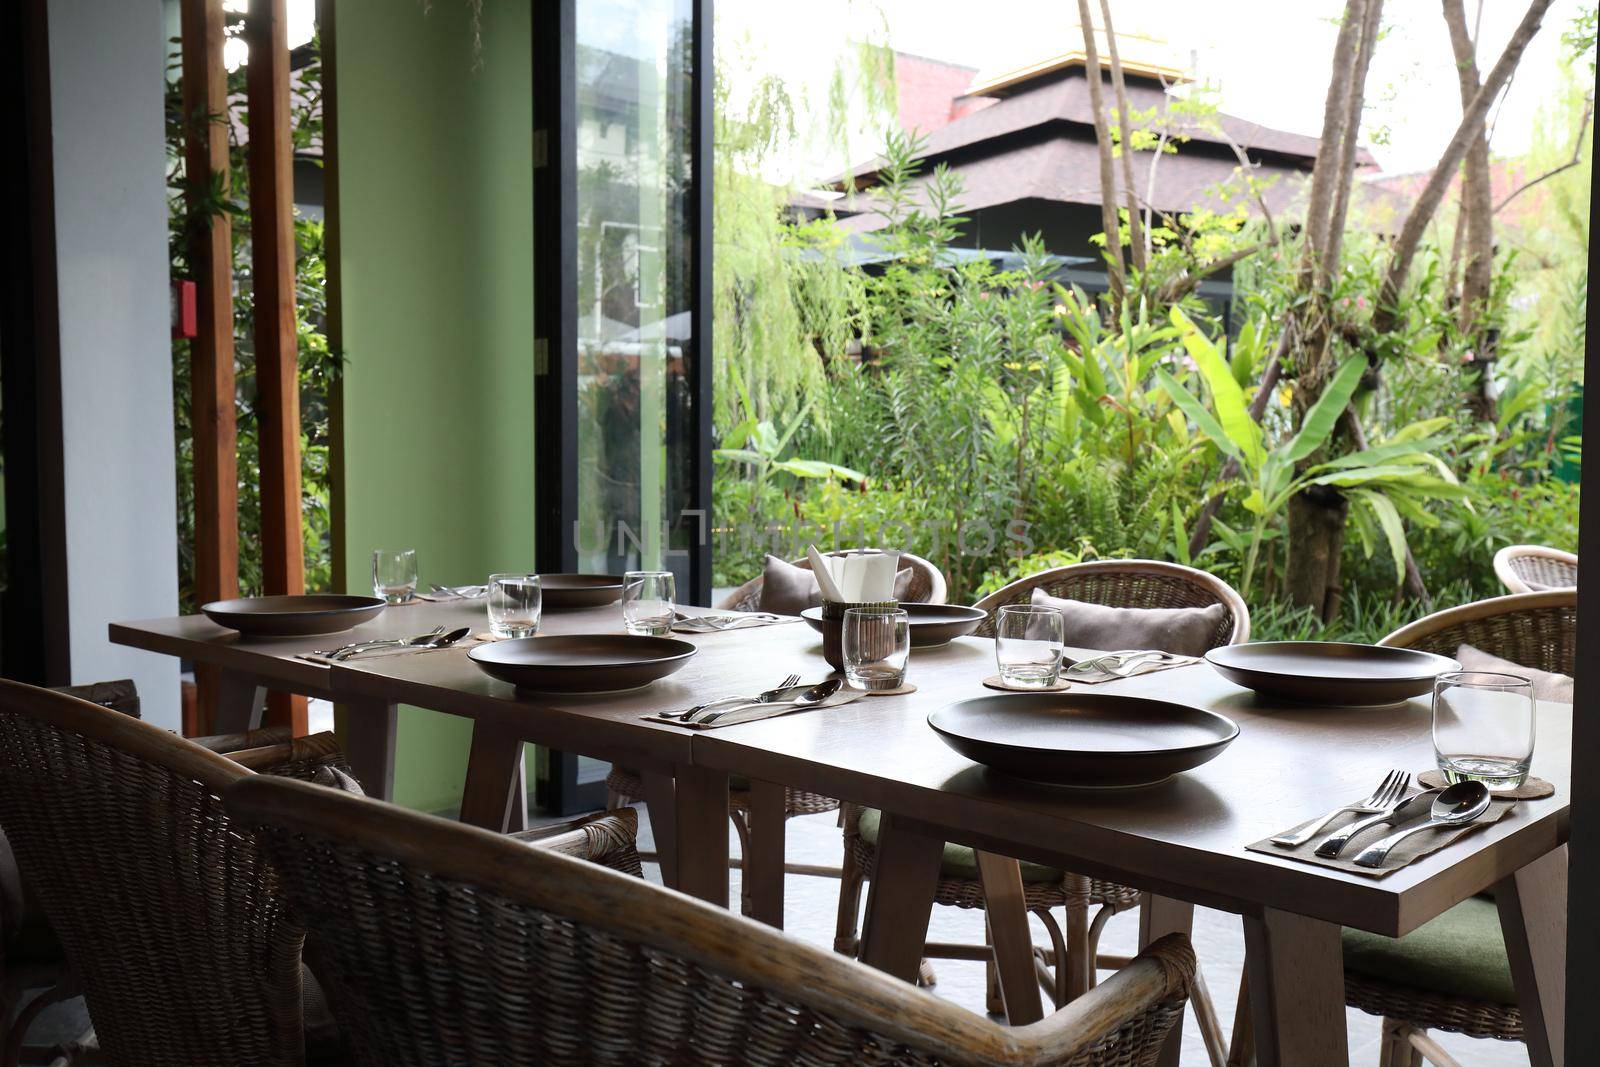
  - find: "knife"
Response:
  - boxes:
[1313,788,1441,857]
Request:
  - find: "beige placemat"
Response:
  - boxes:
[1417,770,1555,800]
[1247,794,1517,878]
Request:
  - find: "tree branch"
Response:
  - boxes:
[1099,0,1147,275]
[1495,92,1594,213]
[1374,0,1556,332]
[1076,2,1127,315]
[1322,0,1384,281]
[1303,0,1368,278]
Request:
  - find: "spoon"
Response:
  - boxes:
[1314,788,1442,858]
[1352,781,1492,868]
[694,678,844,726]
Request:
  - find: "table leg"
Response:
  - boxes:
[504,751,529,833]
[975,851,1045,1024]
[1139,894,1196,1067]
[333,699,397,801]
[1242,908,1348,1067]
[213,670,265,734]
[858,814,943,984]
[641,771,678,887]
[746,779,787,929]
[1496,844,1567,1067]
[458,720,525,831]
[672,764,729,907]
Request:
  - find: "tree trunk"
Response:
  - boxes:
[1286,487,1349,620]
[1322,0,1384,279]
[1076,1,1126,314]
[1443,0,1498,422]
[1099,0,1146,274]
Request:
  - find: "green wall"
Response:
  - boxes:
[334,0,535,812]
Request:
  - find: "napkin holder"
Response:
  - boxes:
[820,598,898,670]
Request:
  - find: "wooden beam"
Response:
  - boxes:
[180,0,238,736]
[245,0,306,734]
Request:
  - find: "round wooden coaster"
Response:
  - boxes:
[862,681,917,696]
[1417,770,1554,799]
[981,674,1071,693]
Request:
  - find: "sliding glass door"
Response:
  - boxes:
[533,0,711,810]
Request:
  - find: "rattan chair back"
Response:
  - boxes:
[0,679,307,1066]
[1492,544,1577,595]
[717,552,948,612]
[971,559,1249,645]
[1379,589,1577,674]
[228,774,1195,1067]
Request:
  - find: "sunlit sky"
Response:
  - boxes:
[275,0,1592,182]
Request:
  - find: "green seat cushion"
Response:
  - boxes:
[857,808,1064,884]
[1342,896,1515,1006]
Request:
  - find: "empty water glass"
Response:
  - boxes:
[487,573,542,638]
[843,607,909,691]
[372,548,418,604]
[995,604,1064,688]
[623,571,675,636]
[1433,670,1535,792]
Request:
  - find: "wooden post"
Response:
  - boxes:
[180,0,238,737]
[246,0,307,733]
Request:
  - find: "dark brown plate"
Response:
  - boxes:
[200,595,386,637]
[800,603,988,647]
[540,574,626,609]
[928,693,1237,788]
[1204,642,1460,706]
[468,634,696,693]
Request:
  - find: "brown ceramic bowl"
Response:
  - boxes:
[801,603,987,648]
[468,634,697,693]
[1204,642,1460,706]
[928,693,1238,788]
[200,595,386,638]
[539,574,626,609]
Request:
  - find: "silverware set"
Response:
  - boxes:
[1065,650,1187,677]
[313,626,470,661]
[657,673,853,726]
[1271,769,1494,867]
[429,584,487,600]
[663,673,800,722]
[671,611,785,631]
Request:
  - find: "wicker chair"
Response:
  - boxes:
[1338,589,1576,1066]
[715,551,949,612]
[611,551,952,915]
[227,773,1198,1067]
[1492,544,1577,595]
[0,679,645,1067]
[837,560,1246,1063]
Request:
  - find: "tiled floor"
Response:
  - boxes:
[637,807,1531,1067]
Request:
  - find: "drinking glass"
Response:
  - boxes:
[995,604,1064,688]
[1432,670,1535,792]
[487,573,542,638]
[623,571,675,636]
[372,548,418,604]
[843,607,909,691]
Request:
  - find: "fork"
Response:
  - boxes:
[1271,769,1411,847]
[664,673,800,722]
[313,626,443,659]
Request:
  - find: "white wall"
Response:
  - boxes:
[48,0,181,728]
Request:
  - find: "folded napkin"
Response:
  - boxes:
[1247,789,1517,878]
[1062,651,1200,684]
[758,555,916,615]
[807,545,902,603]
[671,611,797,634]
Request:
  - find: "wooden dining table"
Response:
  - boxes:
[110,603,1571,1067]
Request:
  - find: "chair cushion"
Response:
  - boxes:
[1030,590,1226,657]
[857,808,1063,884]
[1455,644,1573,703]
[1342,895,1515,1005]
[757,555,916,616]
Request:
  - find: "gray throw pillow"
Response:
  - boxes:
[756,554,916,616]
[1454,644,1574,703]
[1030,588,1226,657]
